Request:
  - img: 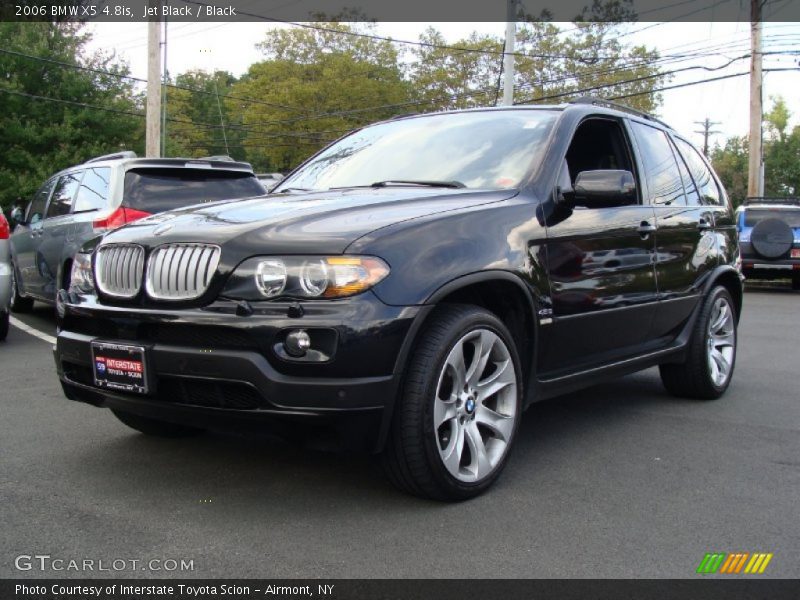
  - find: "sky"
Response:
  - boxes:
[84,21,800,151]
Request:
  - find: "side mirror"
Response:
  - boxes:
[573,170,637,208]
[10,207,24,225]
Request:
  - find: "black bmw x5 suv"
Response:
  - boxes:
[55,99,742,500]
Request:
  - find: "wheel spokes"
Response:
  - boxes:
[706,297,735,386]
[441,421,466,474]
[433,327,519,483]
[475,403,514,443]
[465,330,495,386]
[464,421,492,480]
[434,394,457,429]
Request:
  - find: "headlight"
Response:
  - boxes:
[69,252,95,294]
[223,256,390,300]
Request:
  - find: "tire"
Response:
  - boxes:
[660,286,737,400]
[0,310,8,341]
[750,218,793,259]
[111,409,203,438]
[792,274,800,291]
[9,262,34,313]
[382,304,523,501]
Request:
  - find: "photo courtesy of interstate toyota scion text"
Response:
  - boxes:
[53,98,742,501]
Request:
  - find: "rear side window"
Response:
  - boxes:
[744,209,800,228]
[630,122,685,206]
[670,139,701,206]
[74,167,111,212]
[47,171,82,218]
[673,137,722,205]
[123,169,265,213]
[27,179,56,224]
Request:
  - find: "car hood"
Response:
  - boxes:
[100,187,516,255]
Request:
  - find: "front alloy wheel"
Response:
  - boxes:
[434,329,518,483]
[383,305,522,501]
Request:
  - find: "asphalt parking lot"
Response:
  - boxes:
[1,285,798,579]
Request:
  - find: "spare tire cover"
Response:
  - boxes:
[751,217,794,259]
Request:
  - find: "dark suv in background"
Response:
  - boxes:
[54,99,742,500]
[9,152,264,312]
[736,197,800,289]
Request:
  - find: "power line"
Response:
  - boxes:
[0,47,308,113]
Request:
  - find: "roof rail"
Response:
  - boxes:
[744,196,800,206]
[85,150,137,164]
[568,96,671,128]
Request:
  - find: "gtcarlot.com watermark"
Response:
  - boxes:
[14,554,195,572]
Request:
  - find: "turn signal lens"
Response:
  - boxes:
[322,257,390,298]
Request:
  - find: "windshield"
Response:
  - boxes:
[276,110,558,192]
[744,208,800,228]
[123,169,265,213]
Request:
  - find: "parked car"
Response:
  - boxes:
[9,152,265,312]
[0,212,11,340]
[736,197,800,290]
[54,99,742,500]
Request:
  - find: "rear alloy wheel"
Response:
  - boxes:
[383,305,522,501]
[111,409,204,438]
[9,262,34,313]
[660,286,737,399]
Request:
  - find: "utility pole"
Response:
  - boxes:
[694,118,721,155]
[160,6,168,157]
[146,1,162,158]
[502,0,517,106]
[747,0,763,198]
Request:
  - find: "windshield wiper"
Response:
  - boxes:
[370,180,466,189]
[275,187,313,194]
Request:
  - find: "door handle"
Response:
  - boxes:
[637,221,657,236]
[697,218,712,231]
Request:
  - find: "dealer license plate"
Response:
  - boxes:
[91,341,149,394]
[791,249,800,258]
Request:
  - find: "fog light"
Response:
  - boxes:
[284,329,311,357]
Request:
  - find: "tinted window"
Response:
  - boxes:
[630,122,685,206]
[123,170,265,213]
[670,139,701,206]
[744,209,800,228]
[674,137,722,205]
[26,179,55,224]
[74,167,111,212]
[277,110,558,192]
[47,172,82,218]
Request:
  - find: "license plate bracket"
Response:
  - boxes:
[91,341,150,395]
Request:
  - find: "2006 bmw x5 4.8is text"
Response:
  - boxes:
[55,99,742,500]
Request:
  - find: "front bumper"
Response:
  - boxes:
[54,292,427,450]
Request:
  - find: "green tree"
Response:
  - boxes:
[165,70,243,159]
[711,96,800,204]
[0,22,142,210]
[409,28,504,111]
[763,96,799,196]
[711,137,748,207]
[409,20,667,115]
[513,21,666,113]
[229,23,410,171]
